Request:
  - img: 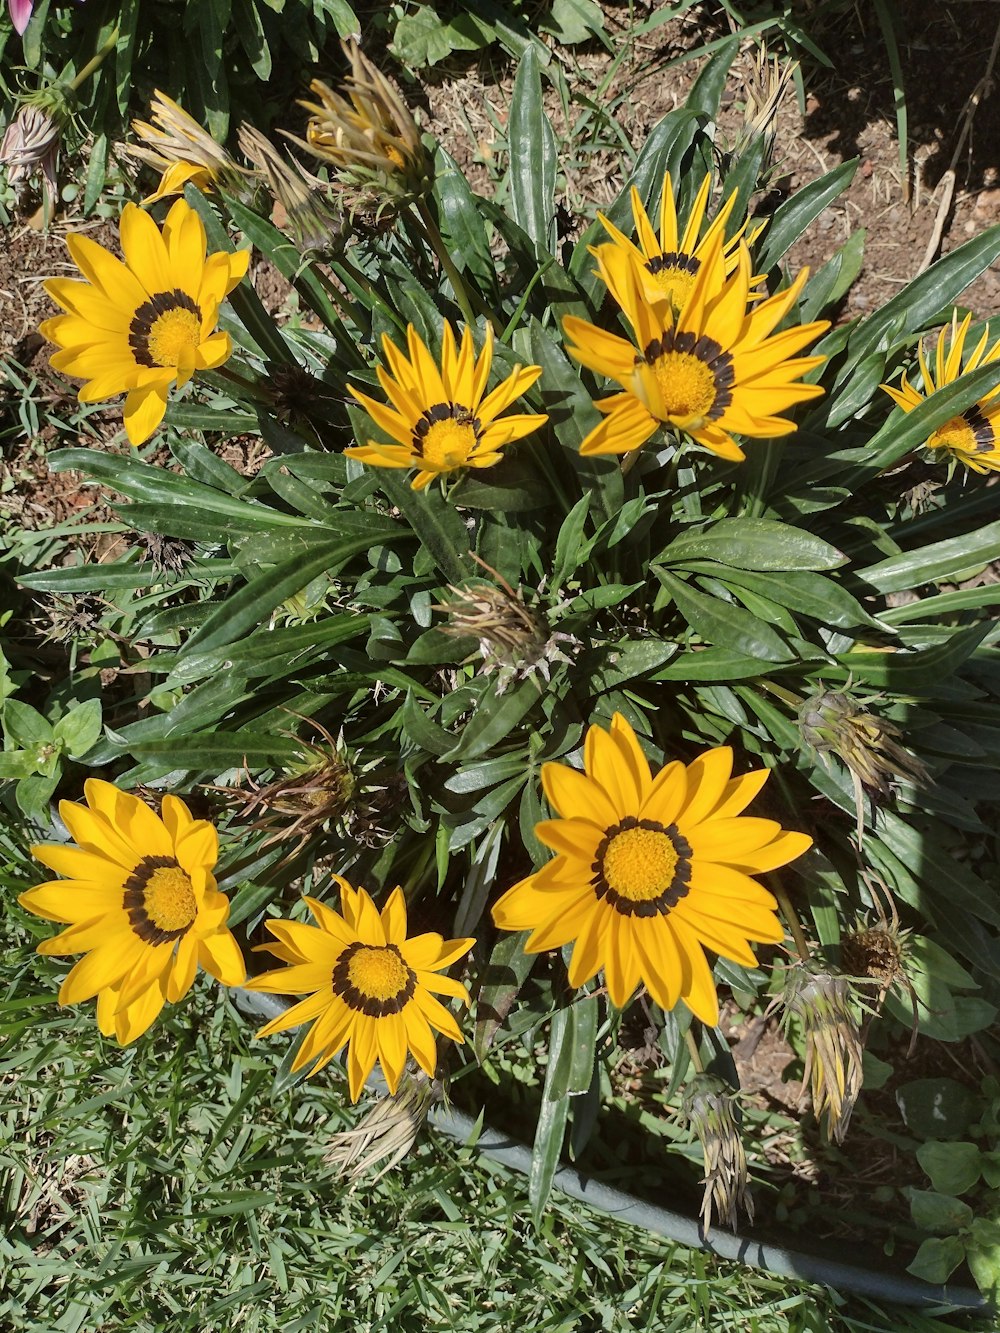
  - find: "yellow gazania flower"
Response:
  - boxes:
[596,172,762,317]
[297,38,431,202]
[129,90,240,205]
[40,199,249,446]
[880,312,1000,473]
[247,879,474,1101]
[492,714,812,1026]
[563,234,828,461]
[346,322,548,490]
[19,780,246,1044]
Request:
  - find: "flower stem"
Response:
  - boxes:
[755,679,805,710]
[216,364,274,405]
[684,1027,705,1074]
[414,198,480,331]
[68,27,121,92]
[772,872,812,961]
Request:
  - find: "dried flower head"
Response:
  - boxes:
[129,90,246,205]
[326,1070,434,1185]
[841,873,918,1054]
[233,717,355,855]
[682,1074,754,1234]
[435,559,578,694]
[783,964,864,1144]
[799,687,931,844]
[295,39,431,215]
[238,124,343,256]
[1,102,62,222]
[736,45,797,173]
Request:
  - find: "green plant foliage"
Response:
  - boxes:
[5,24,1000,1308]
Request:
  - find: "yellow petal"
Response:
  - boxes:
[197,929,246,985]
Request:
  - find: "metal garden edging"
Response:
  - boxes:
[232,988,990,1314]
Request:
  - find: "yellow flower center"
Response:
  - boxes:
[603,826,679,901]
[334,941,416,1016]
[637,331,734,427]
[645,251,699,313]
[147,308,201,367]
[928,406,995,462]
[413,402,481,470]
[129,289,202,369]
[594,817,693,918]
[144,865,198,931]
[124,855,197,944]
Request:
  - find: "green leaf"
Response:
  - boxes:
[182,535,379,655]
[756,161,859,272]
[839,622,991,690]
[473,931,537,1061]
[443,683,540,762]
[127,733,306,768]
[861,519,1000,594]
[917,1142,984,1198]
[542,0,605,44]
[530,1001,599,1225]
[908,1189,974,1236]
[966,1219,1000,1301]
[685,36,738,119]
[660,518,845,572]
[656,570,793,662]
[3,700,53,748]
[433,148,499,302]
[896,1078,978,1140]
[906,1235,966,1285]
[552,494,594,588]
[53,700,103,758]
[508,46,558,254]
[686,565,878,631]
[652,646,774,682]
[375,472,469,584]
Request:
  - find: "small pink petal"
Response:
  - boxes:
[9,0,34,34]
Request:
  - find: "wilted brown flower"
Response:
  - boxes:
[682,1074,754,1234]
[326,1070,434,1185]
[799,688,930,843]
[226,716,354,855]
[238,124,343,255]
[293,39,431,215]
[841,873,918,1054]
[128,90,247,204]
[436,559,578,694]
[783,964,864,1144]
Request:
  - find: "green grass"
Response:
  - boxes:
[0,831,987,1333]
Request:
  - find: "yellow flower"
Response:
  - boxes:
[20,780,245,1044]
[247,879,474,1101]
[563,233,828,461]
[298,38,430,204]
[40,199,249,445]
[129,89,241,205]
[347,322,548,490]
[880,312,1000,473]
[596,172,762,317]
[492,714,811,1026]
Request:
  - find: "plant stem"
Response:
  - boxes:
[68,27,121,92]
[772,872,812,961]
[414,198,479,330]
[684,1027,704,1073]
[216,364,274,405]
[755,679,804,710]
